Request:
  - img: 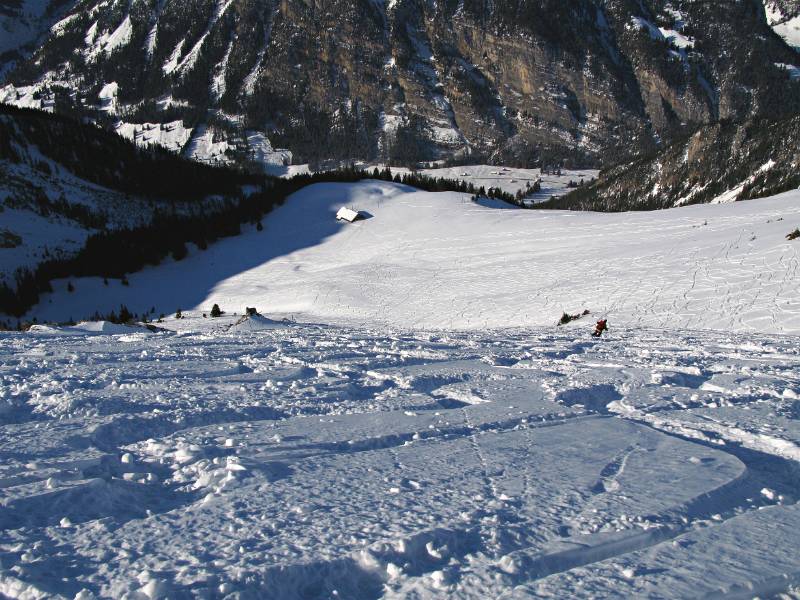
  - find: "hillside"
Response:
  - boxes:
[543,115,800,211]
[23,180,800,334]
[2,184,800,595]
[1,0,799,169]
[0,103,266,314]
[2,2,800,598]
[4,106,537,321]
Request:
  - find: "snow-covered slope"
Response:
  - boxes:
[546,115,800,211]
[26,180,800,334]
[0,318,798,597]
[3,177,800,599]
[766,0,800,50]
[0,104,262,314]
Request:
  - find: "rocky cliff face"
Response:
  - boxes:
[1,0,798,169]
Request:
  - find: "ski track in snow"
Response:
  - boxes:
[26,181,800,334]
[3,181,800,597]
[1,320,799,598]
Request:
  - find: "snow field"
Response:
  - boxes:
[4,175,800,598]
[113,120,193,153]
[766,3,800,50]
[26,181,800,334]
[0,322,798,597]
[377,164,599,199]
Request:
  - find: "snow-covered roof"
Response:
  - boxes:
[336,207,362,222]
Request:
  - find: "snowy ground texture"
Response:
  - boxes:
[27,181,800,334]
[4,181,800,598]
[379,165,600,201]
[1,318,800,598]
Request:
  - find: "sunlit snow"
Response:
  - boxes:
[2,182,800,598]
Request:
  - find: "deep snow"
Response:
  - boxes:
[3,180,800,598]
[26,181,800,334]
[0,319,799,598]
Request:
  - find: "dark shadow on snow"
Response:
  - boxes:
[29,182,413,321]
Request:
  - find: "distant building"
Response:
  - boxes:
[336,207,364,223]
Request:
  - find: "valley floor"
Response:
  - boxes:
[1,320,799,598]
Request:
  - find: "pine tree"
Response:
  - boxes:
[210,303,223,318]
[118,305,133,323]
[172,243,188,261]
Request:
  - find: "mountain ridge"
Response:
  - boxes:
[1,0,798,170]
[543,114,800,211]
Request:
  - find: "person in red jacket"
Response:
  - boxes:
[592,319,608,337]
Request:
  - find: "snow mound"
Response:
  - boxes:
[227,314,290,332]
[29,321,156,335]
